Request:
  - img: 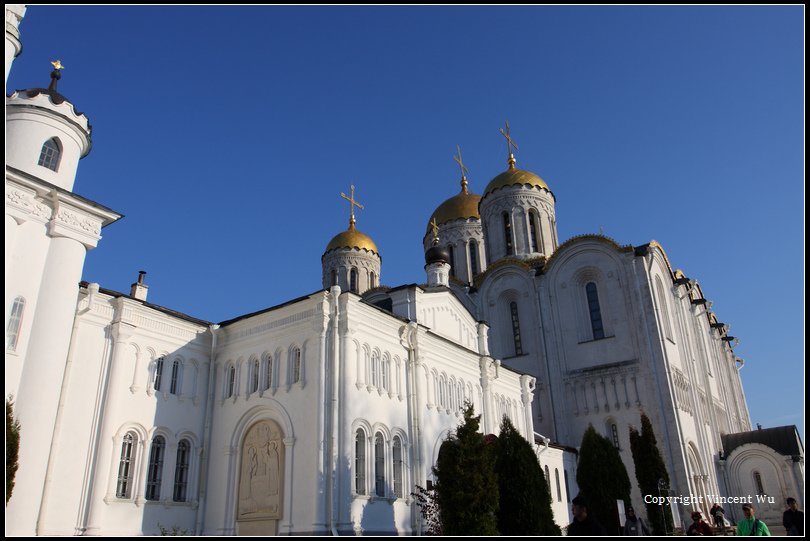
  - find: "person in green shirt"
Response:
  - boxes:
[736,503,771,536]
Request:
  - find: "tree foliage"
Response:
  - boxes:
[433,403,499,535]
[494,417,561,535]
[411,484,442,535]
[6,397,22,505]
[576,424,631,535]
[629,413,674,535]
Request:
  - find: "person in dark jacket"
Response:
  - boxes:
[622,506,650,535]
[783,498,804,536]
[567,494,607,536]
[686,511,713,536]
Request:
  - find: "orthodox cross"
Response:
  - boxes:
[48,60,64,92]
[340,184,364,227]
[499,120,519,169]
[430,217,440,244]
[453,145,470,194]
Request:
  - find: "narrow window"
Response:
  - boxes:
[611,423,620,449]
[374,433,385,497]
[145,436,166,501]
[116,432,137,498]
[6,296,25,352]
[330,269,337,287]
[292,348,301,384]
[173,439,190,502]
[226,365,236,398]
[37,138,61,172]
[264,356,273,390]
[154,357,165,392]
[564,469,571,502]
[371,351,380,388]
[392,436,403,498]
[469,241,479,277]
[448,245,455,278]
[544,465,551,492]
[170,359,181,395]
[381,355,389,392]
[753,471,765,495]
[555,468,562,502]
[370,271,376,288]
[529,212,539,252]
[355,429,366,495]
[586,282,605,340]
[251,359,259,393]
[350,268,358,293]
[510,301,523,356]
[503,212,513,255]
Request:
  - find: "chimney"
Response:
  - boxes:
[130,270,148,301]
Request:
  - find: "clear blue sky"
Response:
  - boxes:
[8,6,803,437]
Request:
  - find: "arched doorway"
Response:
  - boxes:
[236,420,285,535]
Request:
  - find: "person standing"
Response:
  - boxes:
[711,503,726,531]
[736,503,771,536]
[623,506,650,535]
[567,495,607,536]
[782,497,804,536]
[687,511,713,536]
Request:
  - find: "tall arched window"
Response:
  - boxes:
[374,433,385,497]
[544,465,551,492]
[529,211,540,252]
[510,301,523,356]
[116,432,137,498]
[250,359,259,393]
[170,359,181,395]
[37,138,61,171]
[611,423,620,449]
[355,429,366,495]
[6,296,25,352]
[555,468,562,502]
[370,271,376,288]
[469,241,479,277]
[173,439,190,502]
[291,347,301,384]
[154,357,165,392]
[350,268,358,293]
[753,471,765,495]
[381,355,389,392]
[145,436,166,501]
[264,355,273,391]
[330,269,337,287]
[392,436,403,498]
[226,365,236,398]
[503,212,513,255]
[447,245,455,278]
[585,282,605,340]
[371,351,380,388]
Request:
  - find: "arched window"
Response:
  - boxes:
[355,429,366,495]
[611,423,620,449]
[371,351,380,388]
[116,432,137,498]
[544,465,551,492]
[350,268,358,293]
[447,245,455,278]
[503,212,513,255]
[392,436,403,498]
[370,271,376,288]
[264,355,273,391]
[555,468,562,502]
[381,355,389,392]
[753,471,765,495]
[154,357,165,392]
[374,433,385,497]
[585,282,605,340]
[291,347,301,384]
[6,296,25,352]
[37,137,61,171]
[145,436,166,501]
[469,240,479,277]
[330,269,337,287]
[226,365,236,398]
[510,301,523,356]
[529,211,540,252]
[170,359,181,395]
[173,439,190,502]
[250,359,259,393]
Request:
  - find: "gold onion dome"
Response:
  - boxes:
[483,167,550,197]
[325,223,379,256]
[426,187,482,233]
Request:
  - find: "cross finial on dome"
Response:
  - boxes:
[453,145,470,194]
[499,120,519,170]
[340,184,364,229]
[430,217,440,246]
[48,59,63,92]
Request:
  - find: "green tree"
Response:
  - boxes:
[494,417,561,535]
[433,403,499,535]
[629,413,674,535]
[576,424,631,535]
[6,397,22,505]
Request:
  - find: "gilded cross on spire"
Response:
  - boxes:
[430,217,440,245]
[453,145,470,194]
[499,120,519,170]
[340,184,364,228]
[48,59,64,92]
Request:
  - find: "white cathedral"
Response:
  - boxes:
[5,5,803,536]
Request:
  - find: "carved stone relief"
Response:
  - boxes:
[238,420,284,521]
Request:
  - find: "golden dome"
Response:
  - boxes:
[483,166,549,197]
[325,224,379,255]
[427,189,482,233]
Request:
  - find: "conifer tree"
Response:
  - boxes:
[494,417,561,535]
[629,413,674,535]
[6,397,21,505]
[576,424,631,535]
[433,403,498,535]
